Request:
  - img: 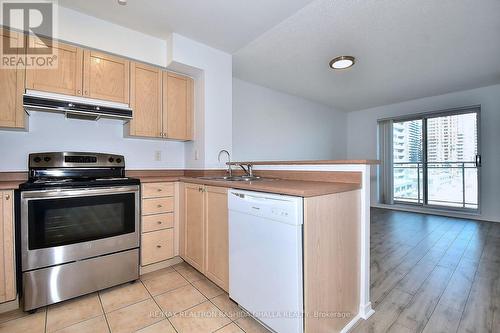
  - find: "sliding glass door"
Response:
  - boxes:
[392,109,480,211]
[393,119,423,204]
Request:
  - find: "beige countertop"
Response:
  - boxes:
[0,171,362,197]
[0,181,24,190]
[180,177,360,197]
[228,159,379,165]
[135,176,182,183]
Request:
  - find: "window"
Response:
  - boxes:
[379,107,480,212]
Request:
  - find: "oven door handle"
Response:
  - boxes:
[21,185,139,199]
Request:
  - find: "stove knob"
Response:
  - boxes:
[34,156,42,163]
[44,156,51,162]
[116,158,122,163]
[108,157,114,163]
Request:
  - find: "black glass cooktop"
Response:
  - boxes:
[19,177,140,191]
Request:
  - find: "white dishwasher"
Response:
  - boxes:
[228,189,304,333]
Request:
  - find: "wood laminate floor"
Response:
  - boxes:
[352,208,500,333]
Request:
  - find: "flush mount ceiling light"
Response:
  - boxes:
[329,56,356,70]
[117,0,127,5]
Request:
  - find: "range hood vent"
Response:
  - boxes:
[23,90,133,121]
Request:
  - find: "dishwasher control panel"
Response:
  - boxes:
[228,189,303,225]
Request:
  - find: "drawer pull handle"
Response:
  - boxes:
[156,245,162,248]
[157,204,163,208]
[157,189,163,192]
[157,221,162,224]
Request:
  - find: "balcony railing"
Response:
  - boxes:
[393,161,478,209]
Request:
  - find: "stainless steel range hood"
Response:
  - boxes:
[23,90,133,121]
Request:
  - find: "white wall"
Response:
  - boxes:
[232,78,347,161]
[56,7,168,67]
[168,34,233,170]
[0,112,184,171]
[0,7,233,171]
[347,84,500,222]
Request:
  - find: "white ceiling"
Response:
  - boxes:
[59,0,500,112]
[57,0,315,53]
[233,0,500,111]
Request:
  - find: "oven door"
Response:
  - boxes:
[20,185,140,271]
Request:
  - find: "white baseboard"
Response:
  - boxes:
[340,314,362,333]
[340,303,375,333]
[359,302,375,319]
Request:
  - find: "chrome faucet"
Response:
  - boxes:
[218,150,232,177]
[239,164,254,177]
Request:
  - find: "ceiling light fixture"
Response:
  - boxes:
[329,56,356,70]
[117,0,127,5]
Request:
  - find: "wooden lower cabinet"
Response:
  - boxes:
[181,183,362,331]
[183,183,205,272]
[182,184,229,291]
[140,182,176,267]
[204,186,229,291]
[0,191,16,303]
[303,190,360,333]
[141,229,174,266]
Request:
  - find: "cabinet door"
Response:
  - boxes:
[183,183,205,272]
[141,229,174,266]
[25,37,83,96]
[204,186,229,291]
[163,72,193,140]
[0,30,25,129]
[0,191,16,303]
[83,50,129,104]
[129,62,162,137]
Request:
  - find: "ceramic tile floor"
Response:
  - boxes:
[0,262,271,333]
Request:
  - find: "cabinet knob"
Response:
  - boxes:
[84,90,88,95]
[157,221,162,224]
[157,189,162,192]
[157,204,163,208]
[156,245,162,248]
[77,89,81,94]
[5,194,10,200]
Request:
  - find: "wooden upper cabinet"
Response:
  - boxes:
[129,62,162,137]
[204,186,229,291]
[0,30,26,129]
[25,37,83,96]
[0,191,16,303]
[83,50,130,104]
[163,72,194,140]
[184,183,205,272]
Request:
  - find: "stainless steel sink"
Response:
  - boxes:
[196,175,262,182]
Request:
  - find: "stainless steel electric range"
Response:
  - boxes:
[17,152,140,311]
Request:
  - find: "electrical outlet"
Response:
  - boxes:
[154,151,162,161]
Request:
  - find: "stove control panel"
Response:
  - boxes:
[29,152,125,168]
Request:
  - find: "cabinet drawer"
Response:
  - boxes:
[141,229,173,266]
[142,213,174,233]
[142,197,174,215]
[142,182,174,198]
